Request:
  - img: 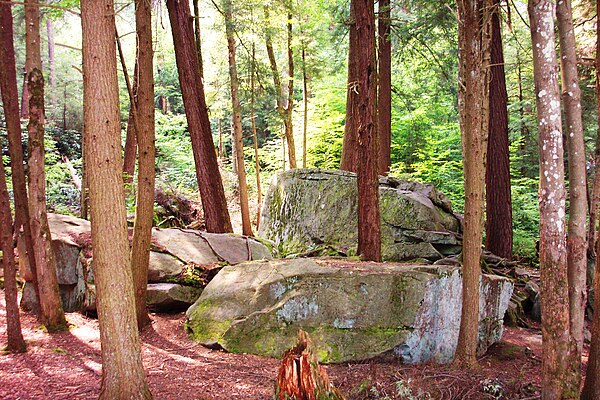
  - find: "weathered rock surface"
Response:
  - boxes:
[258,169,461,261]
[186,258,513,364]
[146,283,203,311]
[19,213,272,313]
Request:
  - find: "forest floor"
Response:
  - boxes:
[0,289,579,400]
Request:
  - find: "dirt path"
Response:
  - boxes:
[0,290,547,399]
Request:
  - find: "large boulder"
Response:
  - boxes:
[186,258,513,364]
[19,213,273,313]
[258,169,461,261]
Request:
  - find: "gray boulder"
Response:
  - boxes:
[19,213,272,313]
[147,283,203,311]
[186,258,513,364]
[258,169,461,261]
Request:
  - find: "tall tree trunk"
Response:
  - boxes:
[46,17,57,109]
[454,0,492,368]
[0,156,26,353]
[0,1,41,313]
[485,0,512,261]
[264,5,296,169]
[130,0,155,330]
[193,0,204,79]
[582,0,600,397]
[20,68,29,119]
[556,0,587,392]
[353,0,380,262]
[340,0,359,172]
[302,44,308,169]
[26,0,67,332]
[81,0,152,397]
[167,0,232,233]
[224,0,253,237]
[377,0,391,176]
[529,1,576,397]
[250,45,262,226]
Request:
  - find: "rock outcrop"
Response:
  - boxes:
[19,213,273,313]
[186,258,513,364]
[258,169,462,261]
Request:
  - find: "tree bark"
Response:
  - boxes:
[0,155,26,353]
[454,0,491,368]
[130,0,155,330]
[0,1,41,313]
[353,0,380,262]
[167,0,232,234]
[556,0,587,393]
[377,0,391,175]
[81,0,152,397]
[340,0,359,172]
[302,44,308,169]
[250,44,262,226]
[26,0,67,332]
[46,17,57,108]
[193,0,204,79]
[582,0,600,397]
[485,0,512,261]
[224,0,253,237]
[529,1,577,397]
[264,5,297,169]
[118,29,138,189]
[27,68,68,331]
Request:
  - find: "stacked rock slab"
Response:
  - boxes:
[19,213,272,313]
[258,169,462,261]
[186,258,513,363]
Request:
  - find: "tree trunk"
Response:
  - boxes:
[529,1,576,397]
[377,0,391,176]
[0,1,41,313]
[46,17,57,108]
[130,0,155,330]
[0,156,26,353]
[27,68,68,331]
[340,0,359,172]
[302,44,308,169]
[485,0,512,261]
[167,0,232,234]
[118,30,138,189]
[193,0,204,79]
[251,44,262,227]
[224,0,253,237]
[454,0,491,368]
[582,0,600,397]
[556,0,587,393]
[264,5,296,169]
[353,0,380,262]
[26,0,67,332]
[81,0,152,397]
[20,68,29,119]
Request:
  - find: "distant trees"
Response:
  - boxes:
[81,0,152,397]
[167,0,232,233]
[454,0,491,368]
[224,0,253,237]
[264,2,297,169]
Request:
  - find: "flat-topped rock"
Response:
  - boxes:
[186,258,513,364]
[258,169,462,261]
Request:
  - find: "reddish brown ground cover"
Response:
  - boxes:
[0,289,559,399]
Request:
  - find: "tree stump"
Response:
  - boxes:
[275,330,346,400]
